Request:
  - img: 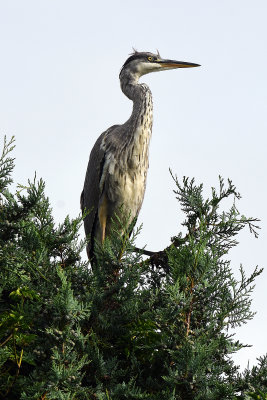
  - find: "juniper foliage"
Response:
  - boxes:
[0,137,265,400]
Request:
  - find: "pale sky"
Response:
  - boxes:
[1,0,266,370]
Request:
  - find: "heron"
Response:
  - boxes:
[81,50,200,261]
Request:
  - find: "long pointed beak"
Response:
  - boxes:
[158,59,200,68]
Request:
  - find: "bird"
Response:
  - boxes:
[81,50,200,261]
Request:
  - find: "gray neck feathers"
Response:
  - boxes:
[118,68,153,170]
[119,69,153,135]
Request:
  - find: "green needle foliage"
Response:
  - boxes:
[0,136,265,400]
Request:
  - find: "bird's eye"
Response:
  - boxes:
[147,56,153,62]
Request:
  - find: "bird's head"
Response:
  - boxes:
[119,50,200,80]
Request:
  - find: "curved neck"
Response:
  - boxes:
[120,69,140,100]
[119,69,153,129]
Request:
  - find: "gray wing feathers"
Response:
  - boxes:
[81,125,119,256]
[81,133,105,246]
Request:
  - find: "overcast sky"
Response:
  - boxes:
[1,0,266,370]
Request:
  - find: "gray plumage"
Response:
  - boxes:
[81,51,200,260]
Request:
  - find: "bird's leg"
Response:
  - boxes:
[101,219,106,243]
[98,194,108,243]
